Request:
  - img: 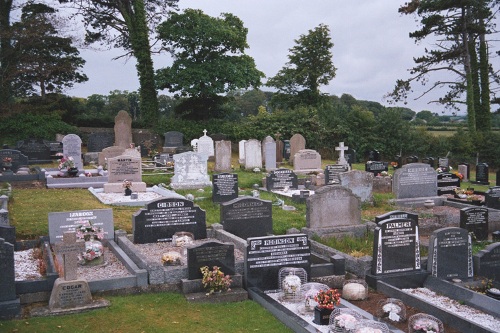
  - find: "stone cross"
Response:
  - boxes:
[203,129,207,136]
[335,142,349,165]
[55,232,85,281]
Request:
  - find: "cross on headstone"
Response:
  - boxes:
[55,232,85,281]
[335,142,349,165]
[203,129,207,136]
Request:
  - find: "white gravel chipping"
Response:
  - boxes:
[14,249,43,281]
[402,287,500,332]
[93,191,163,204]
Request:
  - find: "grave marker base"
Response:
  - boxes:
[0,299,21,319]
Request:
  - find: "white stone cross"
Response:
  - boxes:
[55,232,85,281]
[335,142,349,165]
[203,129,207,136]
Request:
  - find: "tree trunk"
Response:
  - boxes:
[0,0,14,111]
[462,7,476,135]
[478,33,490,131]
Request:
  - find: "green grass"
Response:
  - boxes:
[0,293,292,333]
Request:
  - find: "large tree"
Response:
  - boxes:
[10,3,87,98]
[388,0,499,133]
[266,24,336,109]
[156,9,264,120]
[58,0,178,126]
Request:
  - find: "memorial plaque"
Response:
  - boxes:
[266,169,298,191]
[87,132,114,152]
[212,173,238,203]
[48,209,114,244]
[107,155,142,183]
[460,207,488,241]
[375,210,419,225]
[133,198,206,244]
[365,161,388,175]
[485,186,500,210]
[474,163,489,185]
[428,227,473,280]
[187,241,235,279]
[16,138,51,163]
[221,197,272,240]
[437,172,460,195]
[371,218,421,275]
[0,149,28,173]
[392,163,438,199]
[474,243,500,282]
[245,234,310,290]
[324,164,349,185]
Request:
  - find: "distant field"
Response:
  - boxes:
[427,130,457,137]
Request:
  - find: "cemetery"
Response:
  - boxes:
[2,124,500,333]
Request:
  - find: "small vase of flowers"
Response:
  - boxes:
[313,288,341,325]
[200,265,232,295]
[123,179,132,196]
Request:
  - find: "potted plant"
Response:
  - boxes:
[313,288,341,325]
[58,156,78,176]
[123,179,132,196]
[200,265,232,295]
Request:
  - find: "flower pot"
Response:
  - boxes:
[124,188,132,196]
[313,306,333,325]
[81,239,104,266]
[67,167,79,177]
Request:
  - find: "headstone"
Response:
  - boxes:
[87,132,114,153]
[238,140,247,165]
[474,243,500,282]
[221,197,272,240]
[275,134,284,163]
[62,134,83,170]
[497,170,500,187]
[339,170,374,203]
[48,209,114,244]
[406,155,419,164]
[393,155,403,169]
[214,140,232,172]
[392,163,438,199]
[365,161,389,175]
[266,169,298,191]
[0,149,28,173]
[132,198,207,243]
[16,138,51,163]
[437,172,461,195]
[163,131,184,149]
[113,110,133,149]
[474,163,489,185]
[212,173,238,203]
[283,140,291,160]
[375,210,419,225]
[244,139,262,169]
[264,141,277,171]
[104,155,146,193]
[54,232,85,281]
[190,139,199,152]
[485,186,500,209]
[261,136,274,164]
[289,134,306,166]
[458,164,469,182]
[335,142,349,166]
[367,150,380,161]
[0,238,21,319]
[245,234,310,290]
[98,146,126,167]
[422,157,435,168]
[345,148,356,166]
[324,164,349,184]
[0,225,15,246]
[438,157,449,171]
[428,227,473,280]
[197,129,214,159]
[306,186,361,229]
[170,152,212,190]
[210,133,227,142]
[187,241,235,279]
[293,149,322,172]
[460,207,488,241]
[461,162,471,180]
[371,218,421,275]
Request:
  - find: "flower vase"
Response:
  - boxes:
[124,187,132,196]
[67,167,79,177]
[82,238,104,266]
[314,306,333,325]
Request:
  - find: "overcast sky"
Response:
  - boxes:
[65,0,497,115]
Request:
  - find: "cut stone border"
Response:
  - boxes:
[88,185,184,207]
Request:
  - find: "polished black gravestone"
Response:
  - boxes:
[266,168,298,191]
[186,241,235,279]
[212,173,238,203]
[460,207,488,241]
[375,210,419,225]
[473,163,489,185]
[0,238,21,319]
[428,227,473,281]
[324,164,349,185]
[133,198,206,243]
[473,242,500,283]
[220,197,272,240]
[0,149,28,173]
[16,139,52,164]
[365,161,388,175]
[367,149,380,161]
[485,186,500,209]
[437,172,461,195]
[245,234,310,290]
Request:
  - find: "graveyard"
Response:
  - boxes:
[1,127,500,333]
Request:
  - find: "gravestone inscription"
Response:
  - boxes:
[266,168,298,191]
[214,140,232,172]
[187,241,235,279]
[212,173,238,203]
[392,163,438,199]
[474,163,489,185]
[244,139,262,169]
[324,164,349,185]
[107,155,142,183]
[170,152,211,190]
[133,198,207,243]
[437,172,461,195]
[473,243,500,282]
[293,149,321,171]
[375,210,419,225]
[245,234,310,290]
[460,207,488,241]
[365,161,388,175]
[221,197,272,240]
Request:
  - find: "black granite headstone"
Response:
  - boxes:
[365,161,389,175]
[0,149,28,173]
[428,227,473,280]
[371,218,421,275]
[245,234,310,290]
[186,241,235,280]
[460,207,488,241]
[422,157,435,168]
[485,187,500,209]
[497,170,500,187]
[394,155,402,168]
[345,148,356,166]
[367,150,380,162]
[221,197,272,240]
[16,139,51,163]
[437,172,461,195]
[283,140,291,160]
[163,131,184,148]
[474,163,489,185]
[87,132,114,152]
[0,226,16,247]
[212,173,238,203]
[266,168,298,191]
[0,238,17,302]
[133,198,206,243]
[473,242,500,282]
[375,210,419,225]
[324,164,349,185]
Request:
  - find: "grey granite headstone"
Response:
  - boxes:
[187,241,235,279]
[133,198,207,243]
[114,110,133,149]
[98,146,126,167]
[428,227,473,280]
[392,163,437,199]
[473,242,500,283]
[460,207,488,241]
[365,161,388,175]
[293,149,322,172]
[106,155,142,183]
[0,238,21,319]
[62,134,83,170]
[458,164,469,182]
[212,173,238,203]
[221,197,272,240]
[214,140,232,172]
[170,152,212,190]
[339,170,373,203]
[0,149,28,173]
[87,132,114,152]
[289,134,306,165]
[244,139,262,169]
[264,141,277,171]
[164,131,184,149]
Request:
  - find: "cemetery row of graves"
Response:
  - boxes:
[1,111,500,332]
